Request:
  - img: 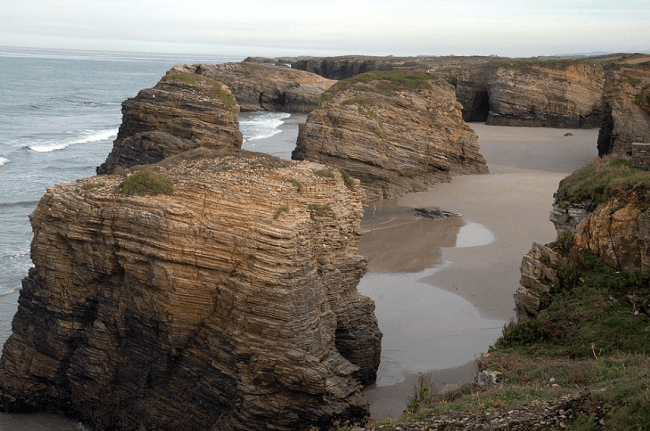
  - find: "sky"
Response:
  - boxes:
[1,0,649,57]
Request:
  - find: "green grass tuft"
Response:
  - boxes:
[121,170,173,196]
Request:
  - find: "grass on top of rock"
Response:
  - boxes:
[555,155,650,208]
[121,170,173,196]
[160,73,236,107]
[327,70,433,95]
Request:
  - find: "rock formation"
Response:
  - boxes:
[516,183,650,321]
[293,57,396,80]
[0,151,382,431]
[292,71,489,202]
[597,66,650,156]
[450,63,606,128]
[97,72,243,175]
[169,63,335,113]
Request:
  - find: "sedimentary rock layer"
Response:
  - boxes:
[597,66,650,156]
[170,63,336,113]
[293,57,396,80]
[0,151,381,431]
[450,63,606,128]
[292,72,489,202]
[97,73,243,175]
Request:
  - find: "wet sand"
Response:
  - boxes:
[362,124,598,418]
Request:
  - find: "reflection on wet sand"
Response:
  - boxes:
[360,202,464,273]
[358,200,504,408]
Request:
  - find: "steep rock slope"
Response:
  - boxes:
[292,71,488,202]
[0,152,381,431]
[293,57,396,80]
[597,66,650,156]
[171,63,336,113]
[97,73,243,175]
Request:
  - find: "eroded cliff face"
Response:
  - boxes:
[292,58,396,80]
[96,73,243,175]
[516,185,650,321]
[170,63,336,113]
[292,72,489,202]
[450,63,606,128]
[0,151,381,431]
[597,66,650,156]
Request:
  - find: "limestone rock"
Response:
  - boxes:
[169,63,335,113]
[97,73,242,175]
[597,66,650,156]
[0,152,381,431]
[292,72,489,202]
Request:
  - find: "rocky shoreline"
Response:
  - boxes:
[1,53,649,430]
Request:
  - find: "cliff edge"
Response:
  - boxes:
[0,151,382,430]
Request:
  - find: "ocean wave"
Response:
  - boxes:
[240,112,291,143]
[25,129,117,153]
[0,156,8,167]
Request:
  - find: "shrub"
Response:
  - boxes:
[314,169,334,178]
[338,168,355,190]
[121,170,173,196]
[497,320,546,348]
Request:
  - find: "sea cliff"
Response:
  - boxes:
[292,71,488,202]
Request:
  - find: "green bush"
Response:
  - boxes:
[497,320,546,348]
[121,170,173,196]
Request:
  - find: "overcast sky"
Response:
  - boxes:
[2,0,649,57]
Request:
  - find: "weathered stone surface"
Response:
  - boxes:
[0,151,381,431]
[572,185,650,275]
[516,243,564,321]
[597,66,650,156]
[292,73,489,202]
[549,201,592,234]
[97,74,242,175]
[293,57,395,80]
[451,64,606,128]
[170,63,335,113]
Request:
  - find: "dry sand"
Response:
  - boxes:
[362,124,599,419]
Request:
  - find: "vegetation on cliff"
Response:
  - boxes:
[160,73,236,106]
[555,156,650,208]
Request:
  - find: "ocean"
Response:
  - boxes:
[0,46,305,429]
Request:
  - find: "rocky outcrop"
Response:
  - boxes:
[97,73,243,175]
[516,183,650,320]
[597,66,650,156]
[449,63,607,128]
[170,63,335,113]
[0,151,381,431]
[292,72,489,202]
[293,57,396,80]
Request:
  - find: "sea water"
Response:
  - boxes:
[0,46,302,429]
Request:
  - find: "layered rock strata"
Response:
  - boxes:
[292,72,489,202]
[597,66,650,156]
[97,73,243,175]
[293,57,396,80]
[169,63,335,113]
[0,151,382,431]
[516,185,650,320]
[452,63,606,128]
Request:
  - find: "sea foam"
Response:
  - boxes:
[26,129,117,153]
[240,112,290,143]
[0,157,8,167]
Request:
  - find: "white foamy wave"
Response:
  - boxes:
[0,156,8,167]
[26,129,117,153]
[241,112,291,143]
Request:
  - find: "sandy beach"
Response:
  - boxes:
[362,124,599,418]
